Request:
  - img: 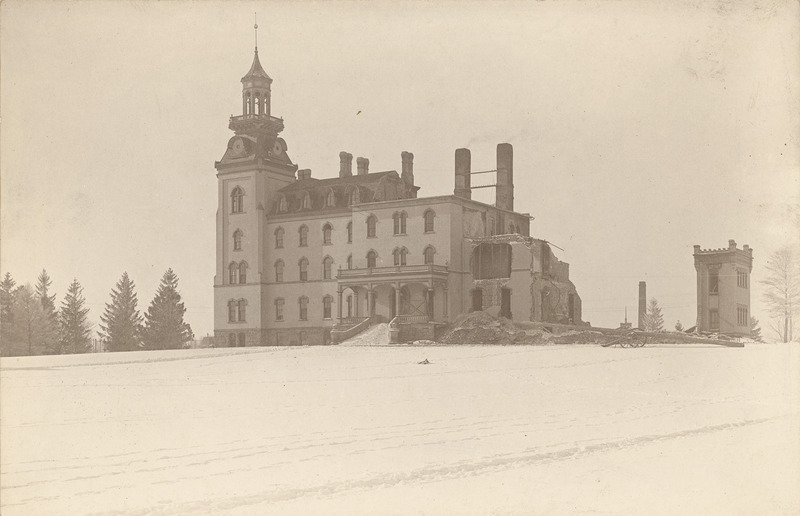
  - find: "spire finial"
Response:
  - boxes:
[254,12,258,51]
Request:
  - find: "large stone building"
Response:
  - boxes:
[214,44,582,346]
[693,240,753,337]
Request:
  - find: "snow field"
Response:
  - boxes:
[1,344,798,515]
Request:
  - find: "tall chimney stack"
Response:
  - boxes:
[357,157,369,176]
[638,281,647,330]
[454,148,471,200]
[496,143,514,212]
[339,152,353,178]
[401,151,414,187]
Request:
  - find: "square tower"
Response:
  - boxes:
[693,240,753,337]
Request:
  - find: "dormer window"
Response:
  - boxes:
[349,188,360,205]
[278,195,287,213]
[302,192,311,210]
[325,189,336,208]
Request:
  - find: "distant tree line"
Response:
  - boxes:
[0,269,193,357]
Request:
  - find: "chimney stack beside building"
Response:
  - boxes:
[638,281,646,330]
[454,148,472,200]
[339,152,353,177]
[357,157,369,176]
[401,151,414,187]
[496,143,514,212]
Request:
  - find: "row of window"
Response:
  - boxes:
[274,296,333,321]
[737,271,749,289]
[708,271,750,294]
[272,247,437,283]
[737,306,749,327]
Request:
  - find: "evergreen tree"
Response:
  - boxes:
[142,269,194,350]
[35,269,60,354]
[750,316,763,343]
[0,273,17,355]
[12,284,47,356]
[59,279,92,354]
[99,272,144,352]
[644,298,664,332]
[674,320,684,332]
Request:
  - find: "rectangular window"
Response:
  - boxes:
[709,309,719,330]
[737,271,749,289]
[300,302,308,321]
[709,272,719,295]
[275,300,284,321]
[228,302,236,323]
[323,297,332,319]
[737,305,749,326]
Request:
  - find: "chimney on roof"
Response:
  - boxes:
[728,239,737,250]
[339,152,353,178]
[496,143,514,212]
[401,151,414,186]
[357,157,369,176]
[297,169,311,180]
[454,148,471,200]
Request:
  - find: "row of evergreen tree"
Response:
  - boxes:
[0,269,193,357]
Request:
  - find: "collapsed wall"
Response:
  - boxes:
[469,234,582,325]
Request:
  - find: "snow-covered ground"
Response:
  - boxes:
[1,343,798,515]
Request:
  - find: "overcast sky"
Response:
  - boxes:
[2,0,798,338]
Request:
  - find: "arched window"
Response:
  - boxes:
[323,295,333,319]
[256,94,262,115]
[424,246,436,265]
[346,221,353,243]
[393,247,407,266]
[392,211,407,235]
[238,299,247,321]
[346,254,353,269]
[239,262,247,284]
[367,250,377,268]
[275,298,285,321]
[323,256,333,280]
[299,225,308,247]
[322,223,332,245]
[245,93,251,115]
[278,195,288,213]
[275,260,284,282]
[228,300,236,323]
[233,229,243,251]
[424,209,435,233]
[229,262,239,284]
[299,257,309,281]
[231,187,244,213]
[299,296,309,321]
[366,215,377,238]
[325,189,335,208]
[275,227,284,248]
[302,192,311,210]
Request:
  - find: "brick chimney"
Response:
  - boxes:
[454,148,471,200]
[297,169,312,180]
[401,151,414,187]
[728,239,737,250]
[496,143,514,212]
[357,157,369,176]
[339,152,353,178]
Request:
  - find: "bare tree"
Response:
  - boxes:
[761,247,800,343]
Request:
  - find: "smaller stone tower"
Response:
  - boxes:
[693,240,753,337]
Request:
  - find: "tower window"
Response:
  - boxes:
[709,271,719,294]
[323,295,333,319]
[366,215,377,238]
[229,262,239,284]
[231,187,244,213]
[299,257,309,281]
[299,296,309,321]
[367,250,377,268]
[233,229,243,251]
[275,298,285,321]
[323,223,332,245]
[239,262,247,284]
[323,256,333,280]
[737,271,749,289]
[424,246,435,265]
[275,227,284,248]
[299,225,308,247]
[709,309,719,330]
[424,209,435,233]
[275,260,284,282]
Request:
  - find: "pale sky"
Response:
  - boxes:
[1,0,798,339]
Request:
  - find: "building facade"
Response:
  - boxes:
[693,240,753,337]
[214,46,582,346]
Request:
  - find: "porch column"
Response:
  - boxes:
[426,288,434,320]
[395,285,402,317]
[367,290,375,317]
[337,289,343,322]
